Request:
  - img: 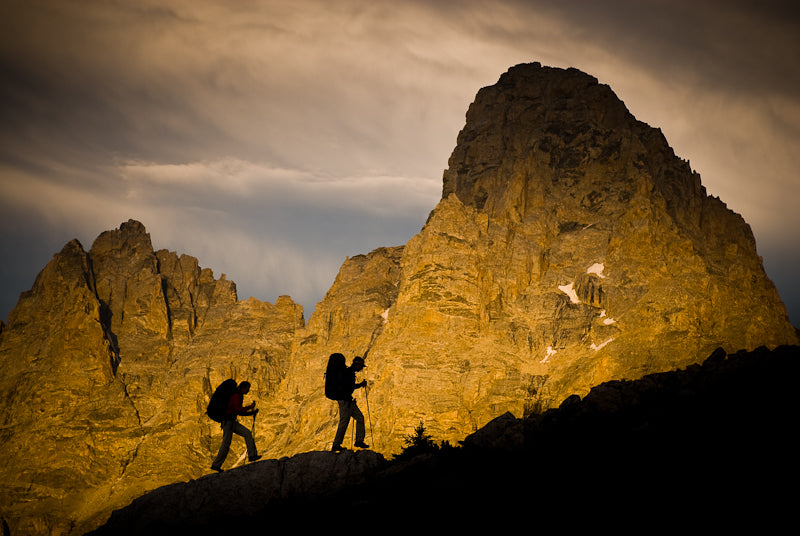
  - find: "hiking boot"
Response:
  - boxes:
[211,465,223,473]
[354,441,370,449]
[248,455,262,462]
[331,443,347,452]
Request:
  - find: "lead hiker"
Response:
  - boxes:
[209,380,261,472]
[326,354,369,452]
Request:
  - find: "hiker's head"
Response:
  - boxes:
[238,381,251,394]
[352,356,366,371]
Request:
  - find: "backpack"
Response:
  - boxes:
[207,379,238,422]
[324,353,348,400]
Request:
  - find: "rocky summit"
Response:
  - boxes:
[266,62,796,458]
[0,62,797,535]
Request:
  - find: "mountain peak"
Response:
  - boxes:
[1,63,797,535]
[442,62,635,212]
[90,219,153,258]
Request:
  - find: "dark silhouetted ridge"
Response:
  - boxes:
[90,345,799,534]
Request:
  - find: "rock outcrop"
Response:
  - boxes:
[264,62,797,459]
[0,62,797,535]
[88,450,386,535]
[0,221,304,535]
[88,345,800,534]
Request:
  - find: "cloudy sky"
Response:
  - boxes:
[1,0,798,327]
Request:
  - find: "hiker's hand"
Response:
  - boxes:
[359,380,367,388]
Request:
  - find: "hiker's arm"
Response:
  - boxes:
[241,401,257,415]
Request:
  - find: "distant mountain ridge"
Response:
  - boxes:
[1,62,797,535]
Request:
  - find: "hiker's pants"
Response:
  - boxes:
[213,418,257,467]
[334,398,365,446]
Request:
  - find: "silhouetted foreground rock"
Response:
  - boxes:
[88,450,386,535]
[90,345,799,534]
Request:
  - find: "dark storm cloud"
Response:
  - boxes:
[1,0,798,325]
[1,1,257,165]
[522,0,800,91]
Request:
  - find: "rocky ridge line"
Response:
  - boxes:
[88,344,799,534]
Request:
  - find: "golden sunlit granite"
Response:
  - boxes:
[266,63,797,459]
[89,345,800,534]
[1,62,797,535]
[0,222,304,535]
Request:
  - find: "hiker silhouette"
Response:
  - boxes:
[210,380,261,472]
[328,355,369,451]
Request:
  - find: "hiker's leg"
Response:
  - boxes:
[333,399,352,446]
[352,402,366,443]
[212,420,234,468]
[231,420,257,458]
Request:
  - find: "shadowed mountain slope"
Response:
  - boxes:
[89,344,799,534]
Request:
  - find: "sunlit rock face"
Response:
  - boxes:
[87,345,800,535]
[258,246,404,458]
[266,62,797,459]
[1,62,797,535]
[0,221,304,535]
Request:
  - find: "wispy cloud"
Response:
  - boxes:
[118,158,439,216]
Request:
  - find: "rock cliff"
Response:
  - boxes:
[0,62,797,535]
[0,221,304,535]
[264,62,797,459]
[89,345,800,534]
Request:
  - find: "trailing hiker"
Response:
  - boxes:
[208,380,261,472]
[325,353,369,451]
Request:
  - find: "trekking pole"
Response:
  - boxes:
[364,382,374,447]
[232,449,247,468]
[350,414,355,449]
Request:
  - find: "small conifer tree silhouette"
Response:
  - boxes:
[395,421,438,460]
